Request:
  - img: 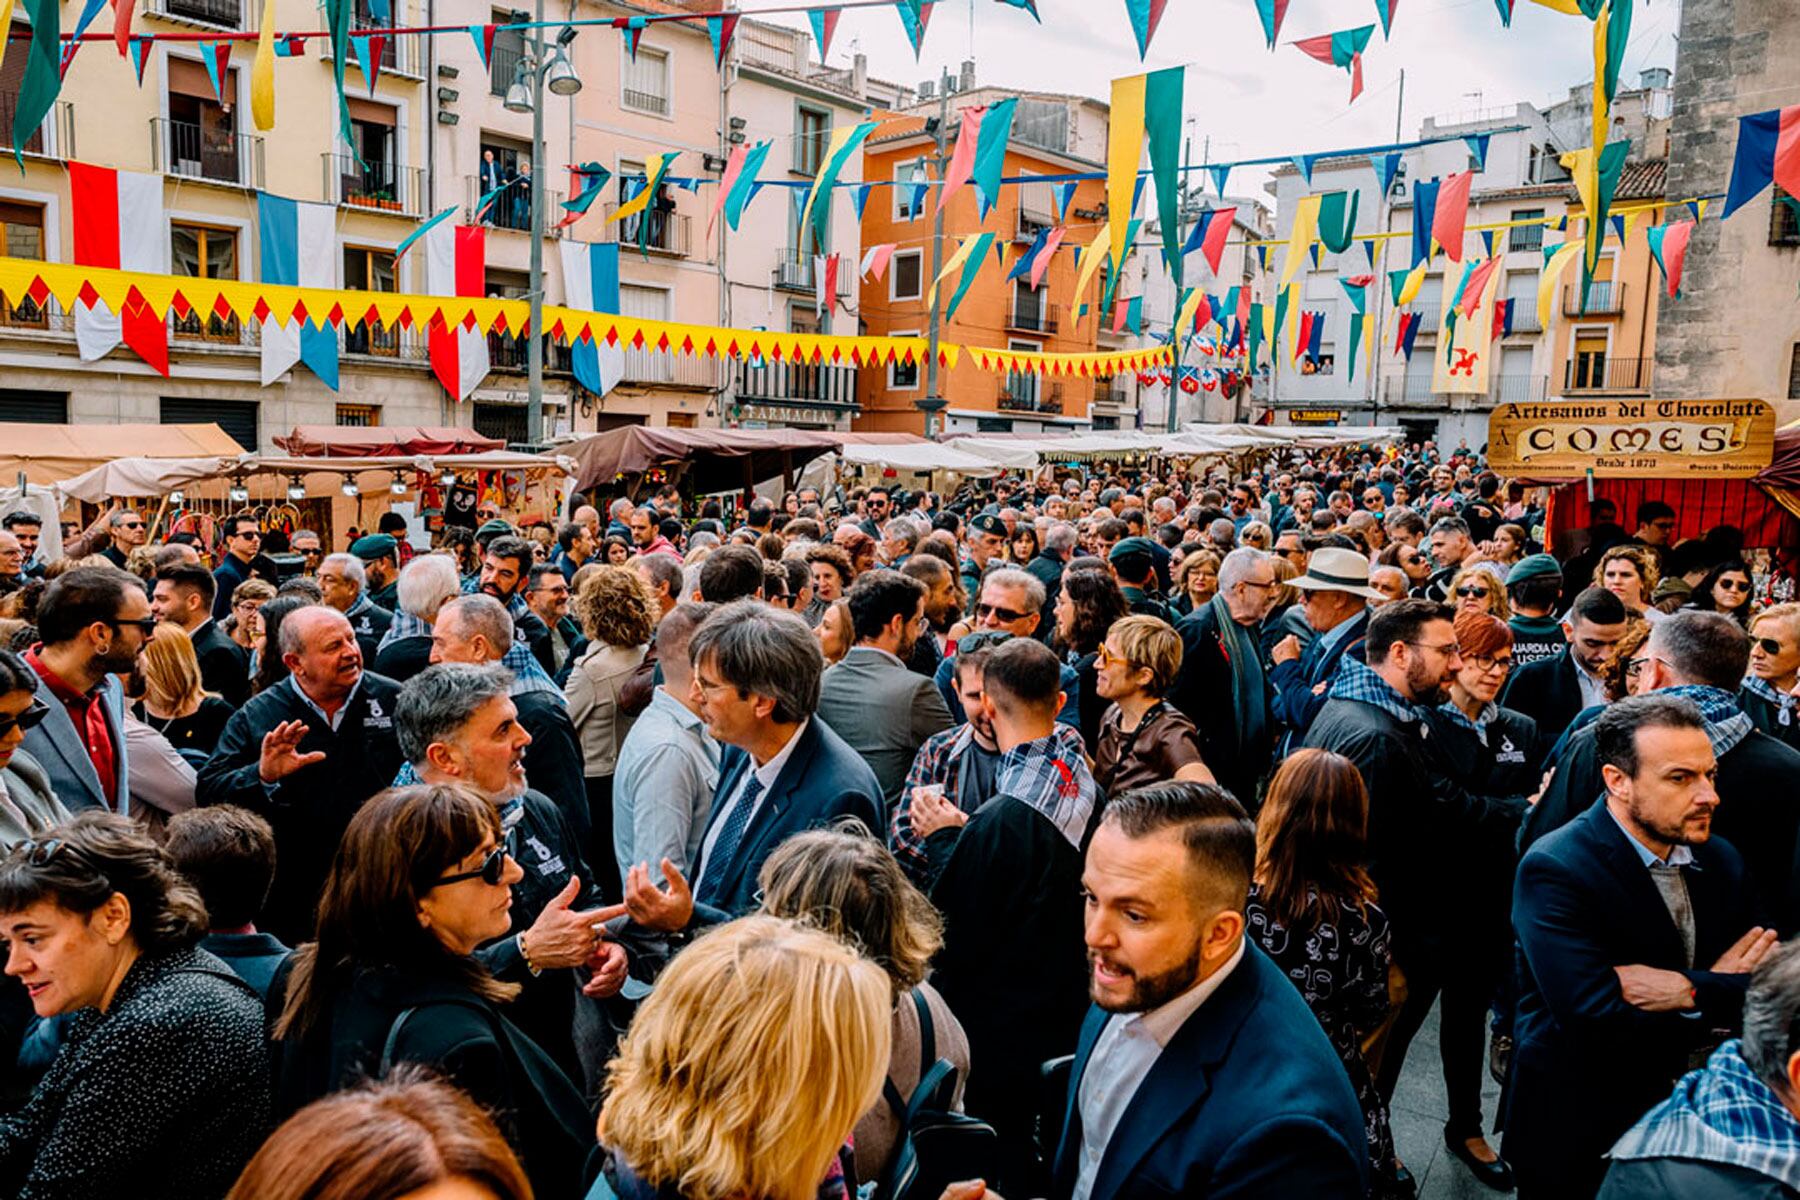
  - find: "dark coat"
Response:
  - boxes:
[1504,800,1758,1197]
[1498,648,1589,762]
[512,689,592,846]
[373,634,433,681]
[1740,685,1800,755]
[211,555,253,621]
[1599,1156,1800,1200]
[200,931,291,1000]
[692,719,882,917]
[196,673,405,943]
[1417,704,1540,943]
[191,619,251,707]
[516,609,558,677]
[1169,604,1274,807]
[274,964,594,1198]
[1025,550,1066,641]
[344,598,393,669]
[1522,722,1800,935]
[1269,609,1368,747]
[1050,943,1368,1200]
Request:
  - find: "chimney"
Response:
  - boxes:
[1637,66,1670,92]
[853,52,867,97]
[959,59,976,93]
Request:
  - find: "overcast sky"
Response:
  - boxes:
[760,0,1680,196]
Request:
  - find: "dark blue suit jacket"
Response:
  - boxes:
[693,719,881,918]
[1052,943,1367,1200]
[1269,608,1368,747]
[1497,647,1586,766]
[1504,798,1757,1195]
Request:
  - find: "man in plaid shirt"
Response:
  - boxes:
[890,640,1006,888]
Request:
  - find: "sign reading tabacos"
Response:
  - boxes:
[1487,398,1776,478]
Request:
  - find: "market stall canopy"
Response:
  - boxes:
[273,426,507,457]
[57,451,573,503]
[836,440,1017,476]
[564,426,848,495]
[0,422,245,485]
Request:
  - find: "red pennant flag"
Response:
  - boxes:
[114,0,139,57]
[1432,169,1474,262]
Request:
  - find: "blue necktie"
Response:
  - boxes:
[696,774,763,906]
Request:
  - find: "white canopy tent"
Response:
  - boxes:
[57,451,576,504]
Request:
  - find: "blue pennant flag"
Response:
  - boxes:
[1464,134,1491,171]
[1053,180,1078,224]
[1209,164,1231,196]
[850,184,872,221]
[1371,151,1403,195]
[1610,214,1627,245]
[1292,155,1316,185]
[1480,229,1495,256]
[908,180,929,213]
[1308,243,1321,269]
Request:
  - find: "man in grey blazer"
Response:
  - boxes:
[22,566,146,815]
[817,569,952,815]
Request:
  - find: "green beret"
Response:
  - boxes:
[348,533,398,561]
[1505,553,1562,586]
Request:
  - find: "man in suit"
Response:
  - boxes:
[685,600,881,918]
[1499,585,1629,755]
[150,562,251,706]
[817,569,952,814]
[1505,694,1776,1198]
[1268,546,1376,751]
[1169,547,1279,805]
[316,553,392,674]
[211,513,263,620]
[22,567,144,815]
[1053,780,1367,1200]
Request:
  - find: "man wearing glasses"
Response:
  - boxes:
[211,514,264,621]
[931,568,1079,730]
[99,509,149,571]
[1170,547,1281,807]
[21,567,151,815]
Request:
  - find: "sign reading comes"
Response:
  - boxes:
[1487,398,1776,478]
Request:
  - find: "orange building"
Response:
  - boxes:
[1549,159,1665,398]
[857,86,1113,435]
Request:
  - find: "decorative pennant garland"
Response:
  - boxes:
[1292,25,1374,104]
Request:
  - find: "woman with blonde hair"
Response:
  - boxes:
[1743,602,1800,752]
[1449,563,1511,622]
[135,623,234,758]
[1593,543,1660,619]
[596,914,891,1200]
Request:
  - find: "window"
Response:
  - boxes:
[0,20,46,157]
[159,0,241,30]
[164,58,242,184]
[1789,344,1800,401]
[0,389,65,422]
[490,17,524,96]
[1304,267,1338,301]
[336,404,380,426]
[893,159,926,221]
[621,46,670,116]
[335,99,401,209]
[1303,346,1335,376]
[888,330,920,390]
[1572,332,1608,388]
[794,105,831,176]
[1508,209,1544,253]
[473,402,526,445]
[620,284,670,383]
[0,201,45,326]
[343,245,396,355]
[1016,172,1052,240]
[170,222,239,341]
[1772,186,1800,247]
[1012,279,1046,332]
[161,397,257,451]
[476,138,532,231]
[486,268,530,370]
[890,250,923,302]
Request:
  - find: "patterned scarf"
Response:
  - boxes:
[1662,685,1755,757]
[1208,592,1266,754]
[1436,699,1498,746]
[1741,674,1797,728]
[996,724,1097,849]
[1328,656,1420,726]
[1609,1040,1800,1190]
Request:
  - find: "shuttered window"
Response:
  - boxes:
[160,397,257,451]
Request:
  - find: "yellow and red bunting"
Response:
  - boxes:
[966,344,1175,378]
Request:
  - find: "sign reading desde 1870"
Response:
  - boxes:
[1486,398,1777,478]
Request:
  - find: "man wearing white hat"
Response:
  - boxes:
[1270,546,1384,750]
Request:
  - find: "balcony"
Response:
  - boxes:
[1379,374,1437,406]
[1563,280,1625,316]
[622,88,671,117]
[143,0,242,29]
[152,117,263,189]
[773,249,853,296]
[597,203,691,257]
[467,176,565,236]
[1092,386,1130,412]
[734,360,857,409]
[487,333,574,374]
[1489,374,1547,403]
[999,378,1063,415]
[323,153,425,216]
[489,43,523,96]
[0,98,71,160]
[1016,209,1054,243]
[1008,301,1060,335]
[318,13,423,79]
[1505,307,1543,334]
[620,347,722,390]
[1564,356,1652,393]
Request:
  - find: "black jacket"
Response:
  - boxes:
[374,634,433,681]
[191,619,251,707]
[1269,609,1369,748]
[344,598,393,668]
[1499,648,1589,763]
[1417,704,1540,942]
[196,673,405,943]
[516,610,557,677]
[1740,685,1800,755]
[1523,722,1800,934]
[512,690,591,846]
[1170,604,1274,807]
[1025,550,1065,641]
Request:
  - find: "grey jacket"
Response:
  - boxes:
[21,670,131,816]
[817,645,952,811]
[0,750,73,849]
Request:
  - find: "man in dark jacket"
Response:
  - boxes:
[1500,585,1629,758]
[1268,546,1377,752]
[1026,522,1076,641]
[1170,547,1279,806]
[479,535,556,676]
[149,562,250,706]
[1506,695,1776,1199]
[318,553,392,669]
[211,513,263,620]
[196,605,404,943]
[1107,538,1173,624]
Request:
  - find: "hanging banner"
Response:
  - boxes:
[1430,250,1496,395]
[1486,398,1776,478]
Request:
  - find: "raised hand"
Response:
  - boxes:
[521,877,624,970]
[258,720,326,783]
[624,858,695,932]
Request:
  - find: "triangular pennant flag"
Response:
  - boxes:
[1008,225,1052,282]
[1340,274,1370,313]
[1375,0,1399,38]
[972,96,1019,219]
[1397,311,1422,359]
[1347,313,1365,380]
[1537,240,1583,329]
[1645,219,1695,298]
[1687,198,1707,222]
[706,14,740,67]
[1495,0,1515,26]
[1371,151,1402,195]
[466,25,496,68]
[348,31,383,92]
[1143,68,1185,284]
[1411,177,1440,265]
[622,19,646,61]
[1317,190,1360,253]
[1255,0,1291,49]
[555,163,610,230]
[861,243,897,282]
[1308,243,1321,269]
[1108,72,1148,278]
[997,0,1041,20]
[898,0,935,57]
[1281,194,1321,286]
[1432,169,1473,261]
[1721,105,1800,220]
[1480,229,1495,256]
[1124,0,1170,59]
[1294,26,1374,103]
[850,184,872,221]
[1208,164,1231,196]
[1609,213,1627,246]
[1464,133,1491,171]
[1291,155,1316,185]
[1182,206,1235,276]
[128,36,149,84]
[201,40,232,102]
[800,121,876,253]
[1030,226,1065,291]
[808,9,841,61]
[1052,180,1078,224]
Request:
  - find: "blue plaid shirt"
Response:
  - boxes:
[1609,1039,1800,1191]
[995,724,1097,848]
[1663,684,1755,757]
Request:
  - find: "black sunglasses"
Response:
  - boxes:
[1717,578,1752,593]
[1756,636,1785,656]
[0,700,50,737]
[976,601,1030,624]
[108,616,159,635]
[432,845,510,889]
[10,838,110,887]
[1455,585,1491,598]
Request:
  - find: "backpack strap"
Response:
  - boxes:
[379,1006,420,1077]
[913,988,936,1072]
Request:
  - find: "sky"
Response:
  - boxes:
[757,0,1680,199]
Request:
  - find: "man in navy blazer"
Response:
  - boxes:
[1052,781,1367,1200]
[1504,695,1776,1199]
[1498,585,1628,765]
[1268,547,1377,750]
[683,600,881,918]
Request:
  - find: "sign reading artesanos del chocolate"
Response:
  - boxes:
[1487,398,1776,478]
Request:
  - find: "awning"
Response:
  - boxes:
[836,440,1013,476]
[0,422,246,485]
[272,425,507,457]
[57,451,574,503]
[564,426,848,494]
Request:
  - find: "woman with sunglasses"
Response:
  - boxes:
[1378,542,1431,597]
[273,783,595,1197]
[1448,564,1511,622]
[0,811,271,1197]
[1742,603,1800,753]
[1685,558,1757,628]
[0,650,67,847]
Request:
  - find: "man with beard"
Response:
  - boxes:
[22,567,150,813]
[351,533,402,612]
[478,535,556,675]
[1303,599,1529,1122]
[1053,782,1367,1200]
[900,553,959,677]
[816,569,952,813]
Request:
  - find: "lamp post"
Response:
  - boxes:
[503,3,581,448]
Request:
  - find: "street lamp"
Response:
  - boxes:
[501,6,583,449]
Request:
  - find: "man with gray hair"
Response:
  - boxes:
[879,516,923,567]
[1025,521,1078,640]
[931,566,1081,729]
[318,551,391,667]
[1171,547,1279,805]
[430,594,589,847]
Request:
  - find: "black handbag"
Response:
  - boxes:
[877,989,999,1200]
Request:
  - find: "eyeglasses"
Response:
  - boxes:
[1455,585,1491,599]
[0,700,49,736]
[976,601,1031,624]
[432,845,511,889]
[1097,644,1130,668]
[1468,654,1513,676]
[1717,578,1752,593]
[1406,641,1461,657]
[1624,658,1650,679]
[108,616,158,635]
[1755,636,1786,656]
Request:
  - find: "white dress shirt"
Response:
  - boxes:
[1071,940,1247,1200]
[1574,658,1609,711]
[694,718,808,882]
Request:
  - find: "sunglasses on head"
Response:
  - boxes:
[9,837,109,887]
[432,845,511,889]
[0,699,50,737]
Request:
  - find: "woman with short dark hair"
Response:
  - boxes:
[1052,564,1129,753]
[0,810,271,1198]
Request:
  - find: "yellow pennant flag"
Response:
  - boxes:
[1396,259,1427,306]
[251,0,278,131]
[1281,194,1321,288]
[1537,242,1584,330]
[1529,0,1586,13]
[1592,3,1610,153]
[1107,73,1147,276]
[798,124,864,248]
[1072,224,1111,313]
[610,153,677,223]
[0,0,15,78]
[1174,288,1204,337]
[926,234,983,311]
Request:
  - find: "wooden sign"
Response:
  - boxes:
[1487,398,1776,478]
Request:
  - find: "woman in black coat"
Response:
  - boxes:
[272,784,596,1198]
[1051,563,1128,756]
[0,811,270,1199]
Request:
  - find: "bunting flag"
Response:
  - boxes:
[848,183,872,221]
[1246,302,1263,370]
[1281,193,1320,286]
[1457,256,1503,318]
[1537,240,1583,329]
[1490,296,1513,340]
[1112,295,1144,335]
[1183,206,1235,275]
[706,14,740,66]
[1721,105,1800,220]
[1347,312,1364,379]
[469,25,497,68]
[1143,68,1185,285]
[1306,311,1324,364]
[1410,177,1439,265]
[970,98,1017,219]
[1495,0,1516,25]
[1395,311,1422,359]
[937,231,995,322]
[1209,163,1231,196]
[898,0,935,56]
[800,122,876,253]
[1480,229,1495,257]
[706,146,750,238]
[997,0,1041,21]
[1389,259,1426,306]
[1293,25,1374,103]
[1099,217,1140,317]
[70,162,168,373]
[1029,226,1065,290]
[861,243,897,282]
[1371,151,1403,196]
[1124,0,1169,58]
[1052,180,1078,224]
[365,0,388,21]
[554,164,610,230]
[13,0,59,166]
[1106,73,1149,283]
[1073,224,1111,313]
[250,0,277,128]
[611,152,677,257]
[1317,190,1360,253]
[394,206,456,262]
[1008,225,1052,282]
[1173,288,1209,338]
[1293,310,1314,363]
[110,0,133,57]
[560,241,625,400]
[1645,219,1695,297]
[1291,155,1316,186]
[129,36,150,84]
[814,253,839,314]
[1432,169,1474,261]
[622,19,647,60]
[426,223,488,401]
[720,141,771,233]
[257,193,339,389]
[1255,0,1291,48]
[1464,133,1491,171]
[1272,284,1291,360]
[347,31,381,92]
[1687,199,1709,222]
[324,0,356,156]
[1374,0,1399,38]
[1340,274,1371,313]
[1561,139,1629,301]
[808,8,840,60]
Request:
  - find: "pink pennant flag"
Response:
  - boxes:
[1111,298,1129,335]
[1029,226,1066,290]
[1198,205,1235,275]
[1458,256,1503,318]
[939,105,985,207]
[707,144,749,238]
[860,243,897,282]
[1432,169,1474,262]
[114,0,139,57]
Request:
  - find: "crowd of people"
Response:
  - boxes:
[0,442,1797,1200]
